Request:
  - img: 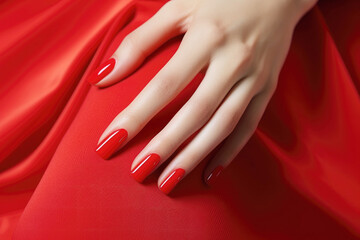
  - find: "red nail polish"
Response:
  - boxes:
[131,153,161,183]
[159,168,185,195]
[96,129,127,159]
[88,58,115,85]
[205,165,224,186]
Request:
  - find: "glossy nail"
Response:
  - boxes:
[159,168,185,195]
[205,165,224,186]
[131,153,161,183]
[88,58,115,85]
[96,128,127,159]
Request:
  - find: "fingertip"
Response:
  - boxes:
[158,168,185,195]
[88,58,116,86]
[204,165,224,187]
[95,128,128,160]
[131,153,161,183]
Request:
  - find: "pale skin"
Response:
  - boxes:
[94,0,318,191]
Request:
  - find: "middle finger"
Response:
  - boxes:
[96,22,224,159]
[130,41,251,182]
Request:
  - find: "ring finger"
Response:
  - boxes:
[130,43,252,185]
[156,74,259,194]
[96,22,223,159]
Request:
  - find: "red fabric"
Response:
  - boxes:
[0,0,359,239]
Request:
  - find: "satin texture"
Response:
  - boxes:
[0,0,359,239]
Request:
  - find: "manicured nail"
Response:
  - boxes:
[88,58,116,85]
[159,168,185,195]
[96,128,127,159]
[205,165,224,186]
[131,153,161,183]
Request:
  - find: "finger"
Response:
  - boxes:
[157,75,259,195]
[203,81,275,186]
[95,22,222,160]
[130,41,251,183]
[88,1,188,87]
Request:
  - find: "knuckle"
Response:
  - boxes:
[242,117,259,135]
[161,1,184,15]
[221,108,239,135]
[121,34,146,59]
[229,40,253,60]
[266,79,278,95]
[252,79,266,95]
[239,44,253,65]
[260,74,278,96]
[246,71,270,95]
[152,133,178,152]
[121,34,136,49]
[120,110,143,130]
[194,20,225,45]
[160,1,176,11]
[151,73,177,96]
[234,45,253,74]
[185,151,201,163]
[158,2,178,19]
[242,42,253,56]
[219,41,253,80]
[240,76,260,96]
[159,1,193,30]
[268,74,279,92]
[191,97,214,121]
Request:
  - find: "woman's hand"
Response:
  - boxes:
[89,0,317,194]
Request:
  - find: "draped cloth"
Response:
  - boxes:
[0,0,359,239]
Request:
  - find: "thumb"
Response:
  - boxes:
[88,2,186,88]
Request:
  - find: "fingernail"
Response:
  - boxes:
[205,165,224,186]
[159,168,185,195]
[131,153,161,183]
[88,58,116,85]
[96,128,128,159]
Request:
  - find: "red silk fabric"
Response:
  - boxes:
[0,0,359,239]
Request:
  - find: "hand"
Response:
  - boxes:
[89,0,317,194]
